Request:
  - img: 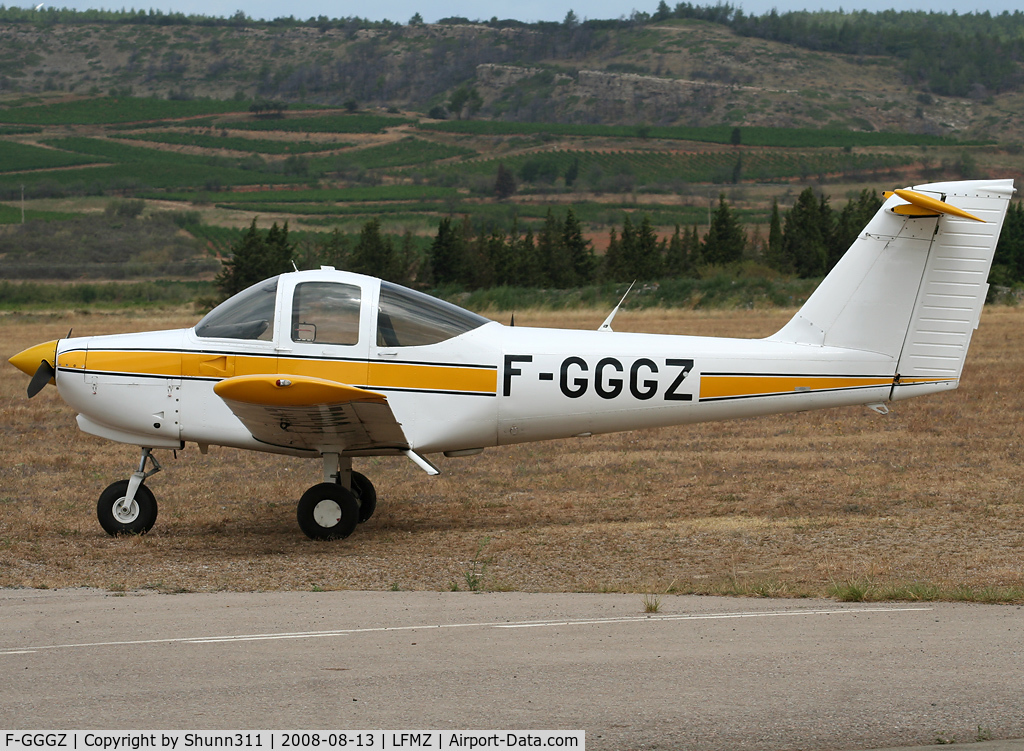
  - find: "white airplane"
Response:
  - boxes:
[8,179,1015,540]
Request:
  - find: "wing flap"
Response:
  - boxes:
[214,374,409,452]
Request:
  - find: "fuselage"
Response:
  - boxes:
[44,269,919,459]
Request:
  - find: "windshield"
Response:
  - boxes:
[376,281,490,347]
[195,277,278,340]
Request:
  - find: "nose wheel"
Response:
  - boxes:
[97,448,161,536]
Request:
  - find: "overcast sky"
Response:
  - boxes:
[41,0,1024,23]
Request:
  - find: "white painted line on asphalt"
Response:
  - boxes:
[494,607,932,628]
[0,605,932,654]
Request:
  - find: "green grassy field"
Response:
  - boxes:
[446,149,915,186]
[0,141,101,172]
[114,132,354,154]
[419,120,981,148]
[0,97,251,125]
[228,113,414,134]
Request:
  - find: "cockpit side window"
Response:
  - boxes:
[195,277,278,341]
[291,282,361,345]
[376,281,490,347]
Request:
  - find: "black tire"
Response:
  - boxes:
[350,471,377,523]
[97,480,158,536]
[297,482,360,540]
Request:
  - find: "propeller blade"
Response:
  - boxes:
[27,359,55,398]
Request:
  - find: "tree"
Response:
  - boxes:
[702,194,746,265]
[494,163,516,199]
[215,218,294,299]
[994,201,1024,283]
[349,218,395,280]
[408,12,423,25]
[832,188,882,269]
[603,227,623,281]
[564,158,580,187]
[765,198,789,272]
[563,208,596,285]
[664,224,685,277]
[538,209,573,288]
[429,216,464,285]
[446,85,480,120]
[465,87,483,118]
[514,226,541,287]
[316,228,350,270]
[634,214,663,280]
[782,187,829,278]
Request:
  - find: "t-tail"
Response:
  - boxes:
[769,179,1015,400]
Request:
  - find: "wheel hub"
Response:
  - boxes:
[312,499,342,528]
[112,497,140,524]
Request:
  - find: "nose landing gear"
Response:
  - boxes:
[97,448,161,536]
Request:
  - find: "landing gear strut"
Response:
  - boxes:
[296,453,377,540]
[97,448,161,536]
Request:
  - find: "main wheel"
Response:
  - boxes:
[297,482,360,540]
[97,480,158,536]
[350,471,377,523]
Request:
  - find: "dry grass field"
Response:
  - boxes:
[2,305,1023,601]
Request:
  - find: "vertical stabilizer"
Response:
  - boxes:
[769,179,1014,399]
[890,180,1013,399]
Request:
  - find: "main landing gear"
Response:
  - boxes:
[96,449,377,540]
[296,453,376,541]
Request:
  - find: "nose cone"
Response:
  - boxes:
[8,340,59,378]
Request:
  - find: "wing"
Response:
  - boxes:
[213,374,409,453]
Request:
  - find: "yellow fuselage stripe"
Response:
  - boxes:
[699,375,893,400]
[78,350,498,395]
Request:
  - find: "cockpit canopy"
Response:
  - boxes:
[195,272,491,347]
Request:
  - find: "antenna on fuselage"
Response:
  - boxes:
[598,281,635,333]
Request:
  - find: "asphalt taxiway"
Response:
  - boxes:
[1,589,1022,750]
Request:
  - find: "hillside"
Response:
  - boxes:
[1,10,1022,291]
[0,15,1022,142]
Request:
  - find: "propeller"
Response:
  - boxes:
[27,360,55,398]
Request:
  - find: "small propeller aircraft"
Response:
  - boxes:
[8,179,1015,540]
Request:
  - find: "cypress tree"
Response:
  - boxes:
[702,194,746,265]
[664,224,685,278]
[603,227,623,281]
[349,217,395,280]
[635,214,663,280]
[494,163,516,200]
[687,224,703,270]
[765,198,788,271]
[215,218,294,300]
[539,209,573,288]
[563,208,596,285]
[429,217,463,285]
[782,187,829,278]
[516,227,541,287]
[833,189,883,269]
